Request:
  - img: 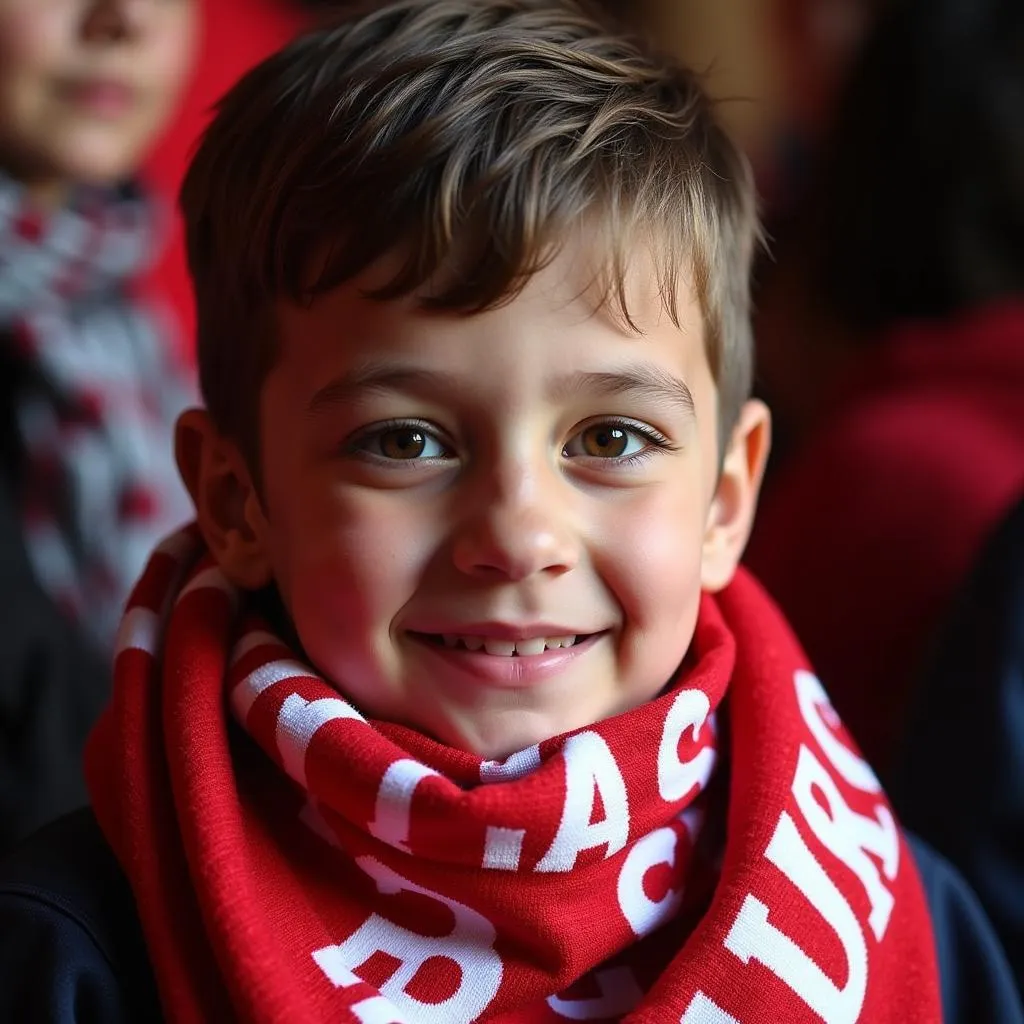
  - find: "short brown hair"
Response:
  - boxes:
[181,0,759,463]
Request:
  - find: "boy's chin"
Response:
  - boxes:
[423,704,624,762]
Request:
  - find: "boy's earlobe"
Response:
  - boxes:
[174,409,273,591]
[701,399,772,593]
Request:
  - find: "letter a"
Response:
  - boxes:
[536,732,629,872]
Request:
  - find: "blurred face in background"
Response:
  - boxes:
[0,0,198,199]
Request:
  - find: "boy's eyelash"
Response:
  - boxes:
[565,418,680,466]
[345,419,453,459]
[615,421,675,449]
[345,417,679,464]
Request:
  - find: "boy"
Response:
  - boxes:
[0,1,1019,1021]
[0,0,197,846]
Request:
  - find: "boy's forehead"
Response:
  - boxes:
[271,244,711,420]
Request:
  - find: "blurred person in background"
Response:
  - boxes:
[0,0,310,850]
[745,0,1024,775]
[0,0,199,849]
[0,0,313,852]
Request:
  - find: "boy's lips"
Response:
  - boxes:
[406,630,608,689]
[408,621,593,641]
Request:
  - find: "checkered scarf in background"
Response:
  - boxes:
[0,172,193,651]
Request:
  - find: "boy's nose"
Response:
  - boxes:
[451,474,579,583]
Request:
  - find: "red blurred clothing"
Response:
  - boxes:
[139,0,307,363]
[746,302,1024,774]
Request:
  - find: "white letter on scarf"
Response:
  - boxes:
[350,996,410,1024]
[276,694,365,787]
[680,992,740,1023]
[723,813,867,1024]
[547,966,644,1020]
[535,731,629,872]
[305,961,408,1022]
[312,857,502,1021]
[792,745,899,940]
[367,759,440,854]
[616,826,685,937]
[795,670,881,794]
[658,690,714,803]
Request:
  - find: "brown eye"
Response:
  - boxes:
[352,422,451,463]
[563,421,660,462]
[379,428,428,459]
[579,424,629,457]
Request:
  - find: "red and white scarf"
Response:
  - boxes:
[0,173,192,649]
[86,528,942,1023]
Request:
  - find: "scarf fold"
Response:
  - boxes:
[0,173,192,648]
[86,528,942,1023]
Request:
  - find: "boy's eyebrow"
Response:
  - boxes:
[306,366,459,415]
[552,367,696,416]
[305,363,696,415]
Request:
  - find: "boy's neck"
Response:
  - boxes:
[251,582,305,657]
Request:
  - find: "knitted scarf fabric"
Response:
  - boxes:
[0,173,192,649]
[86,528,942,1023]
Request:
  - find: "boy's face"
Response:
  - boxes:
[184,240,769,759]
[0,0,196,193]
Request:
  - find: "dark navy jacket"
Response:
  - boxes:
[0,808,1020,1022]
[891,492,1024,1000]
[0,467,110,853]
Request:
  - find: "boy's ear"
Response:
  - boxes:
[701,399,772,592]
[174,409,273,590]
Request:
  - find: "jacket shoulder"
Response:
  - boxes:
[909,834,1024,1024]
[0,808,162,1022]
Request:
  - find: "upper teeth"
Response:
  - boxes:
[441,635,577,656]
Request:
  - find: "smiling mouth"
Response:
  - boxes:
[411,632,593,657]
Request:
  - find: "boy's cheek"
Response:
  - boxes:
[598,491,705,593]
